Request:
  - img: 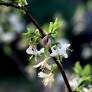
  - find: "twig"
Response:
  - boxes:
[23,7,45,38]
[0,2,21,9]
[49,48,72,92]
[0,1,72,92]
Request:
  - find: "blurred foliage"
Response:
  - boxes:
[69,61,92,92]
[74,62,91,77]
[15,0,27,6]
[73,61,92,91]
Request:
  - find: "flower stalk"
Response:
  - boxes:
[0,1,72,92]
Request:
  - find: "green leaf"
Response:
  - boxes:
[51,64,57,73]
[78,76,91,87]
[53,18,61,31]
[23,27,40,45]
[29,55,33,61]
[28,55,35,65]
[49,22,53,33]
[48,18,62,37]
[74,62,82,77]
[43,18,64,39]
[15,0,28,6]
[82,64,91,76]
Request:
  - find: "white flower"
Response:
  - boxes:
[83,88,89,92]
[38,72,54,86]
[58,43,70,58]
[69,78,78,90]
[83,87,92,92]
[50,43,70,58]
[26,45,44,55]
[50,48,59,57]
[33,58,51,70]
[38,72,49,78]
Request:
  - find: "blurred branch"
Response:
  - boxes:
[0,1,72,92]
[0,1,21,9]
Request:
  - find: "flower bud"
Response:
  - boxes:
[41,35,51,48]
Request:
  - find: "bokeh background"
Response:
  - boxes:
[0,0,92,92]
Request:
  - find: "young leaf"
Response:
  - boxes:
[51,64,57,73]
[78,76,91,87]
[23,27,40,45]
[48,18,62,38]
[74,62,82,77]
[15,0,28,6]
[82,64,91,76]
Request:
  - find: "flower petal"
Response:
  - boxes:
[33,61,43,68]
[58,43,70,58]
[38,72,48,78]
[26,45,34,54]
[26,45,44,55]
[38,48,44,55]
[50,48,58,57]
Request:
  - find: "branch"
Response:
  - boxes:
[0,2,21,9]
[0,1,72,92]
[23,7,46,38]
[49,48,72,92]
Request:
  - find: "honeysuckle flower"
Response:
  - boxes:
[33,58,51,70]
[69,78,78,90]
[58,43,70,58]
[26,45,44,55]
[38,72,54,86]
[83,88,89,92]
[50,43,70,58]
[50,48,59,57]
[82,87,92,92]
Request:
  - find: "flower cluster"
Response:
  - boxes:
[25,18,70,86]
[26,41,70,86]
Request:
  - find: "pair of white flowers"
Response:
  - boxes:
[26,43,70,58]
